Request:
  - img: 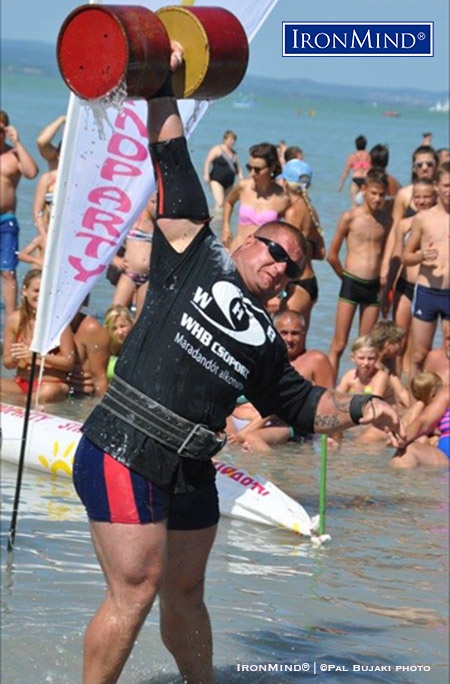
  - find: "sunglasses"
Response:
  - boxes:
[414,161,435,168]
[254,236,302,279]
[246,164,268,174]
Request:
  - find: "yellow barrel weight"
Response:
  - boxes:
[156,6,210,99]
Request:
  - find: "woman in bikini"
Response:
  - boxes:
[221,141,289,253]
[203,130,242,213]
[112,194,155,318]
[33,146,60,236]
[18,164,59,269]
[1,268,74,404]
[277,159,325,334]
[337,134,371,206]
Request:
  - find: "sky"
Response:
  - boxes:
[2,0,449,93]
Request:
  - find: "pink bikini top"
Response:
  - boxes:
[238,204,279,227]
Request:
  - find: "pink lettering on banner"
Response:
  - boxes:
[1,403,50,423]
[82,207,124,238]
[115,105,148,138]
[101,158,143,181]
[214,461,270,497]
[70,102,149,285]
[69,256,106,282]
[107,134,148,162]
[88,186,132,212]
[57,421,82,433]
[75,233,119,258]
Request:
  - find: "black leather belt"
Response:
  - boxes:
[101,375,227,460]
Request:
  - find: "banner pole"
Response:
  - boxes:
[7,352,38,552]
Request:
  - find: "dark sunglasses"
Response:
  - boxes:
[246,163,268,174]
[254,236,302,279]
[414,161,435,168]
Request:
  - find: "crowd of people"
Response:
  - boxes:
[1,104,449,469]
[1,42,449,683]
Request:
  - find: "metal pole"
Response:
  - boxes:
[7,352,38,552]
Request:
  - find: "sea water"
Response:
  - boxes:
[1,71,449,682]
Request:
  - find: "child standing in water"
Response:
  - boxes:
[327,168,392,380]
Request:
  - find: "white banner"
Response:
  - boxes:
[32,0,278,354]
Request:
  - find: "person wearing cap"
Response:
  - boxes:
[277,159,325,335]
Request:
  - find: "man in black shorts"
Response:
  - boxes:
[72,43,404,684]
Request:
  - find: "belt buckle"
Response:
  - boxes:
[210,431,227,457]
[177,423,204,456]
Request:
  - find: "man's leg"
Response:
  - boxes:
[159,525,218,684]
[328,299,356,381]
[209,180,225,212]
[1,270,17,318]
[83,520,167,684]
[359,303,380,336]
[410,317,437,381]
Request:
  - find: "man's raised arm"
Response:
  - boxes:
[146,42,210,252]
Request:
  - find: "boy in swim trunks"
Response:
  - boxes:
[0,110,39,317]
[402,162,450,381]
[328,168,392,381]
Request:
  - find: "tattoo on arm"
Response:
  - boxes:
[313,390,353,432]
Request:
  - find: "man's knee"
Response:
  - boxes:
[411,345,429,365]
[330,337,346,356]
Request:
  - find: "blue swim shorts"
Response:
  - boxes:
[0,214,19,271]
[437,434,450,459]
[72,435,220,530]
[412,284,450,322]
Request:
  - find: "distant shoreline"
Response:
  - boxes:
[2,38,448,108]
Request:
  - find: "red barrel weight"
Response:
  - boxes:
[57,4,171,100]
[156,6,249,99]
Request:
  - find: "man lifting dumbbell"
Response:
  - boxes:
[68,21,404,684]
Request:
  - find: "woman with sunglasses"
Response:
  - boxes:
[221,141,289,253]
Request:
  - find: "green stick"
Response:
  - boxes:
[319,434,328,535]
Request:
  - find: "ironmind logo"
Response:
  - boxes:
[282,22,433,57]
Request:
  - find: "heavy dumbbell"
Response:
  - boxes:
[57,4,249,101]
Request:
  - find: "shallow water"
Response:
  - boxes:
[1,436,449,684]
[1,63,449,684]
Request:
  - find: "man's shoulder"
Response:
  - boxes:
[292,348,326,369]
[76,315,108,339]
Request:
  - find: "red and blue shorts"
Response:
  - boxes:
[72,435,219,530]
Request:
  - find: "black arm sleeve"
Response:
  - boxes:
[245,360,327,435]
[150,137,210,222]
